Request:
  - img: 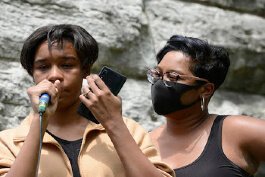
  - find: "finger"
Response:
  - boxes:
[54,80,61,93]
[82,89,91,99]
[37,80,59,105]
[86,75,100,95]
[82,83,92,95]
[79,94,87,103]
[27,87,41,106]
[37,80,55,98]
[92,74,109,92]
[49,80,61,104]
[82,83,97,101]
[79,92,93,108]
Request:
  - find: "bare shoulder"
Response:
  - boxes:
[223,115,265,165]
[224,115,264,129]
[223,115,265,143]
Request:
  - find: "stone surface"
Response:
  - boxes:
[0,60,31,130]
[1,0,265,94]
[145,0,265,94]
[0,0,151,73]
[179,0,265,17]
[0,0,265,175]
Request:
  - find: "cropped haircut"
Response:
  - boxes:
[20,24,99,76]
[156,35,230,90]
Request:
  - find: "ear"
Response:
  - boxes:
[199,83,215,99]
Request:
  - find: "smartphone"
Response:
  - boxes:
[77,66,127,123]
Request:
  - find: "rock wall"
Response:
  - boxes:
[0,0,265,175]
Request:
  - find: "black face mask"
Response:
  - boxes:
[151,80,200,115]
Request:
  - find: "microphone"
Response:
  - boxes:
[38,93,50,113]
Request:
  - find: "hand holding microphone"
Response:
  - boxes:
[38,80,61,116]
[27,79,61,117]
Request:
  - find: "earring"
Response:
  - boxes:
[201,96,205,111]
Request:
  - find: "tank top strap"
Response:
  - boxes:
[205,115,228,154]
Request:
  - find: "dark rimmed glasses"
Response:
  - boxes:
[146,68,209,87]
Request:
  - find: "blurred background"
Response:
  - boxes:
[0,0,264,176]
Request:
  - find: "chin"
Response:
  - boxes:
[57,96,80,110]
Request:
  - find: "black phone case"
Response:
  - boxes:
[77,66,127,123]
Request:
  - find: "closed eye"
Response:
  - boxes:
[166,72,180,81]
[61,63,74,69]
[36,64,49,71]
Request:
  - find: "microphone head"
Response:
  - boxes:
[38,93,50,113]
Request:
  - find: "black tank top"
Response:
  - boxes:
[174,115,253,177]
[47,130,82,177]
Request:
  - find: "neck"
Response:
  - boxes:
[164,104,210,135]
[49,100,88,127]
[47,100,89,140]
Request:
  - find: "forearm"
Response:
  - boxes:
[6,114,47,177]
[105,121,165,177]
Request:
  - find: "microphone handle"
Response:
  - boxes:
[38,93,50,113]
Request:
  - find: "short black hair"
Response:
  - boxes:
[20,24,98,76]
[156,35,230,90]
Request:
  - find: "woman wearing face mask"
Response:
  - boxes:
[148,35,265,177]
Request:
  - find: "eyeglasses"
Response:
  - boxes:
[146,68,209,87]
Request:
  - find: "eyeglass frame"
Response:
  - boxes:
[146,68,209,87]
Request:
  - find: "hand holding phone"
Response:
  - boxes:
[78,66,127,123]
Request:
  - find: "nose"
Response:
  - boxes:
[161,73,172,82]
[47,66,63,83]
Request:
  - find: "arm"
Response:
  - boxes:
[105,119,174,177]
[80,75,174,177]
[224,115,265,173]
[1,80,60,177]
[2,113,47,177]
[239,116,265,163]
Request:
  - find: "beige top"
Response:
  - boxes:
[0,115,175,177]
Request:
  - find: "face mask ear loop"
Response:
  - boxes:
[200,95,205,111]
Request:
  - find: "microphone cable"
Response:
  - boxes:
[36,112,44,177]
[36,93,50,177]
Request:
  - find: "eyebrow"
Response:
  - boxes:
[34,56,78,64]
[61,56,78,61]
[34,59,47,65]
[156,66,186,75]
